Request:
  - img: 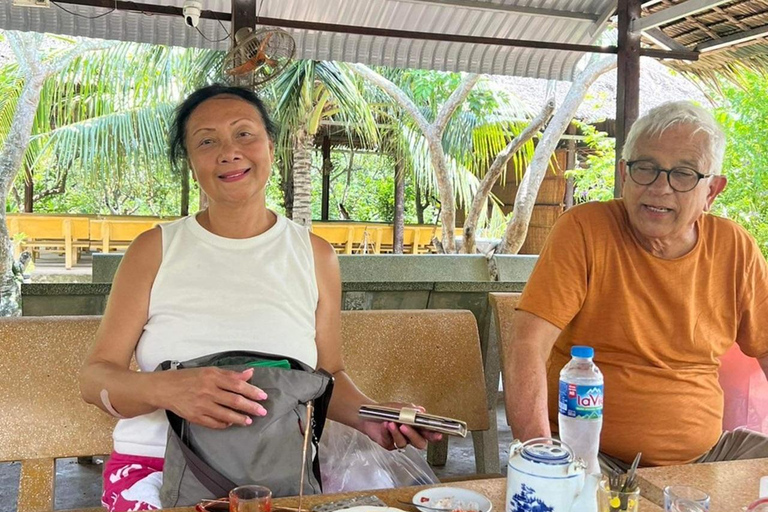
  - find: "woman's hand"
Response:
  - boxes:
[359,402,444,451]
[158,367,268,429]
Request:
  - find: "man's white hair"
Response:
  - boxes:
[622,101,726,175]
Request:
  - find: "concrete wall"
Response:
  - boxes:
[24,254,537,317]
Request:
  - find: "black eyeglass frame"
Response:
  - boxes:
[625,160,713,193]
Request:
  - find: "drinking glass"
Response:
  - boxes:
[229,485,272,512]
[663,486,710,512]
[597,477,640,512]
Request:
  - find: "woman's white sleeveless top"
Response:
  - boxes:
[112,213,318,457]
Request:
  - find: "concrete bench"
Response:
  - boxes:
[1,310,492,511]
[0,316,113,512]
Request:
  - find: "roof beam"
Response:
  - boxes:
[632,0,732,32]
[49,0,699,60]
[696,24,768,52]
[589,1,618,37]
[643,27,690,52]
[401,0,598,22]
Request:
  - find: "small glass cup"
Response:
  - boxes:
[663,486,710,512]
[229,485,272,512]
[597,477,640,512]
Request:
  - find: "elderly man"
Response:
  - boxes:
[503,101,768,468]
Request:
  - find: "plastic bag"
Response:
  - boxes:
[319,420,439,493]
[719,344,768,434]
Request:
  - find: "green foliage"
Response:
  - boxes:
[566,121,616,203]
[308,150,437,224]
[712,70,768,258]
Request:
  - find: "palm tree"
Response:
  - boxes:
[0,32,222,315]
[268,60,379,227]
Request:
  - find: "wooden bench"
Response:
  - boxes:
[1,310,493,511]
[89,218,174,253]
[6,214,91,269]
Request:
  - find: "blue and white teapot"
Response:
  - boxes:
[505,438,586,512]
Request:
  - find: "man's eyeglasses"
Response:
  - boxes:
[626,160,712,193]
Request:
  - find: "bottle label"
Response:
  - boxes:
[558,381,603,419]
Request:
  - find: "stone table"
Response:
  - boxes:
[636,458,768,511]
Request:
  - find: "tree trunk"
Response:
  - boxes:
[498,57,616,254]
[292,127,313,228]
[24,164,33,213]
[321,134,331,221]
[415,180,425,225]
[280,169,294,219]
[0,79,44,316]
[461,100,555,254]
[181,164,190,216]
[349,64,479,253]
[393,157,405,254]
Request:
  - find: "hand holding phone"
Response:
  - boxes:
[358,405,467,437]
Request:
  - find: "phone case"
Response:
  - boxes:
[358,405,468,437]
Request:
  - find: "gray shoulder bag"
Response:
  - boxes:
[158,350,334,508]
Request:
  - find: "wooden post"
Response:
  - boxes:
[63,219,73,270]
[231,0,257,44]
[181,164,190,216]
[615,0,641,198]
[393,157,405,254]
[321,134,331,221]
[24,164,33,213]
[565,139,576,209]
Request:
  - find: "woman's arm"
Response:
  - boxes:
[79,227,266,428]
[79,227,166,418]
[311,235,441,449]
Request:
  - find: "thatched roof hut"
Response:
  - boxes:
[493,57,712,126]
[640,0,768,84]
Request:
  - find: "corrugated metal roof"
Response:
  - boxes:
[0,0,616,80]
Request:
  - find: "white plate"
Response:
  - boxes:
[412,487,492,512]
[338,507,406,512]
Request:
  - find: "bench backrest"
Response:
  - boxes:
[341,309,489,431]
[1,309,488,462]
[0,316,113,462]
[488,292,522,417]
[6,214,90,241]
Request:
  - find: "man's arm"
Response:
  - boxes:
[759,354,768,381]
[502,310,562,441]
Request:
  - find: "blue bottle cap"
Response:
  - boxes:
[571,345,594,358]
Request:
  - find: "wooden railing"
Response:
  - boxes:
[5,214,442,268]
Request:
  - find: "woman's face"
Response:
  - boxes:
[185,95,274,207]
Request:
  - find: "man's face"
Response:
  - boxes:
[620,123,727,250]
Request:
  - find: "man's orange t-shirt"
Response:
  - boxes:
[517,199,768,466]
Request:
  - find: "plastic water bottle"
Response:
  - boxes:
[558,345,603,475]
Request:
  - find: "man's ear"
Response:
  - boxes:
[704,175,727,211]
[618,159,628,197]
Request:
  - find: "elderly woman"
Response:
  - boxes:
[79,84,441,511]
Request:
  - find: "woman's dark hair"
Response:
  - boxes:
[168,84,277,168]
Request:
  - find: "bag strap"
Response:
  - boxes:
[310,369,335,489]
[166,410,236,498]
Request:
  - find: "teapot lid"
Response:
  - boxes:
[520,440,572,465]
